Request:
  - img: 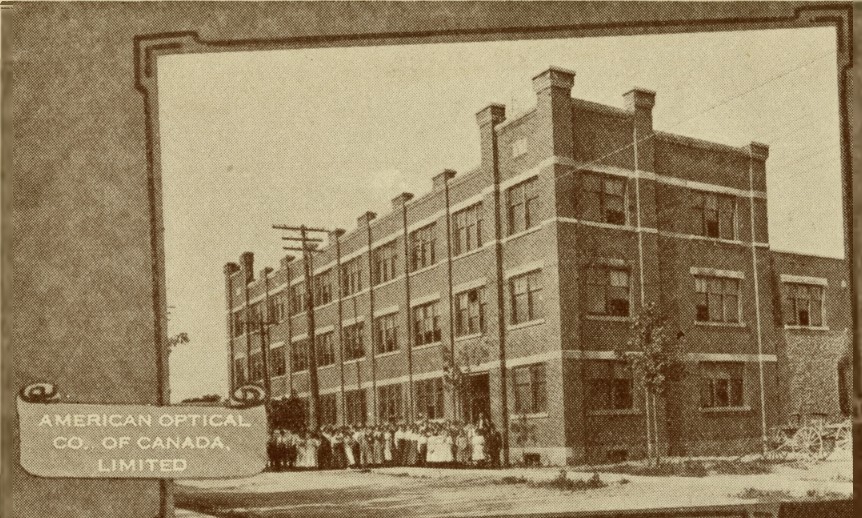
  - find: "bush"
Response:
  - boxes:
[499,475,528,485]
[530,471,607,492]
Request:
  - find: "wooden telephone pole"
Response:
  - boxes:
[274,224,328,430]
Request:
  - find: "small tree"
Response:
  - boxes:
[616,302,684,465]
[441,337,490,422]
[167,332,190,354]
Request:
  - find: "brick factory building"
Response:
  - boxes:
[222,67,851,465]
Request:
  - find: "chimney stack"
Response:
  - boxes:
[432,169,457,192]
[532,66,575,158]
[240,252,254,283]
[391,192,414,210]
[356,211,377,228]
[475,103,506,173]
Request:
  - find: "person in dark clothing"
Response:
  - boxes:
[487,424,502,468]
[267,430,279,471]
[317,429,332,470]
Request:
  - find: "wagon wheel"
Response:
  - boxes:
[832,421,851,453]
[793,426,825,461]
[763,427,790,462]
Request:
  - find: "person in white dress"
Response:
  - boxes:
[344,427,356,467]
[471,428,486,466]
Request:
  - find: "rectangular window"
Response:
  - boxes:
[582,173,626,225]
[316,332,336,367]
[319,393,338,427]
[270,346,287,377]
[587,362,633,410]
[343,322,365,360]
[455,287,486,336]
[232,312,244,337]
[512,363,547,414]
[345,389,367,426]
[700,362,745,408]
[267,294,285,324]
[291,340,308,373]
[374,313,399,354]
[695,276,740,323]
[510,270,543,324]
[415,378,445,420]
[512,137,528,157]
[692,192,735,240]
[412,302,441,346]
[373,241,399,285]
[234,358,246,385]
[377,384,403,424]
[410,224,436,271]
[452,203,483,256]
[586,266,631,317]
[341,257,364,296]
[313,270,333,307]
[248,302,263,332]
[507,177,539,235]
[784,283,824,327]
[289,283,306,316]
[249,351,264,381]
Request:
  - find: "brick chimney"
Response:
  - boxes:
[745,141,770,161]
[532,66,575,159]
[391,192,414,210]
[623,88,656,170]
[432,169,456,192]
[239,252,254,284]
[476,103,506,173]
[357,211,377,228]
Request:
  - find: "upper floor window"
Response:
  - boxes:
[343,322,365,360]
[373,241,399,285]
[289,283,306,316]
[695,275,740,323]
[513,363,547,414]
[582,173,625,225]
[291,340,308,372]
[692,192,735,240]
[313,270,333,307]
[374,313,399,354]
[454,287,486,336]
[232,311,244,337]
[316,332,336,367]
[248,302,264,330]
[234,358,246,385]
[586,266,630,317]
[410,224,436,271]
[510,270,543,324]
[699,362,744,408]
[452,203,483,256]
[268,294,285,324]
[270,346,287,377]
[783,283,824,327]
[507,177,539,235]
[413,302,441,346]
[341,257,363,296]
[587,362,633,411]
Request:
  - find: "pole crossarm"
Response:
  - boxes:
[282,246,324,253]
[272,224,329,233]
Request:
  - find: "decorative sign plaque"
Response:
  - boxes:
[17,384,268,478]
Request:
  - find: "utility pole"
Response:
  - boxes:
[274,224,329,431]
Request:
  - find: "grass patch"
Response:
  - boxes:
[499,475,528,484]
[736,488,847,502]
[595,458,774,478]
[529,470,607,492]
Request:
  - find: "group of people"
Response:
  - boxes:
[267,416,503,471]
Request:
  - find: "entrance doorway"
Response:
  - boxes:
[466,373,490,425]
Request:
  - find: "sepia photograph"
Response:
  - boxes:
[2,2,857,518]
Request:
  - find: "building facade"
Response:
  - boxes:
[223,67,851,465]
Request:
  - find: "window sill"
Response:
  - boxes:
[588,408,641,416]
[318,363,336,370]
[314,300,337,311]
[585,315,631,322]
[784,325,830,331]
[292,370,308,375]
[343,357,366,364]
[511,412,549,419]
[412,341,442,351]
[289,312,306,319]
[410,262,441,276]
[700,406,752,414]
[455,332,484,342]
[694,321,746,328]
[508,319,546,331]
[502,225,542,244]
[375,350,401,358]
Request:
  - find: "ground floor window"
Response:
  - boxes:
[319,393,338,426]
[587,361,633,411]
[378,384,403,424]
[316,332,336,367]
[234,358,246,386]
[345,389,367,426]
[270,346,286,377]
[699,362,744,408]
[512,363,547,414]
[249,351,264,382]
[415,378,445,420]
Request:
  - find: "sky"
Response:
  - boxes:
[157,27,843,403]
